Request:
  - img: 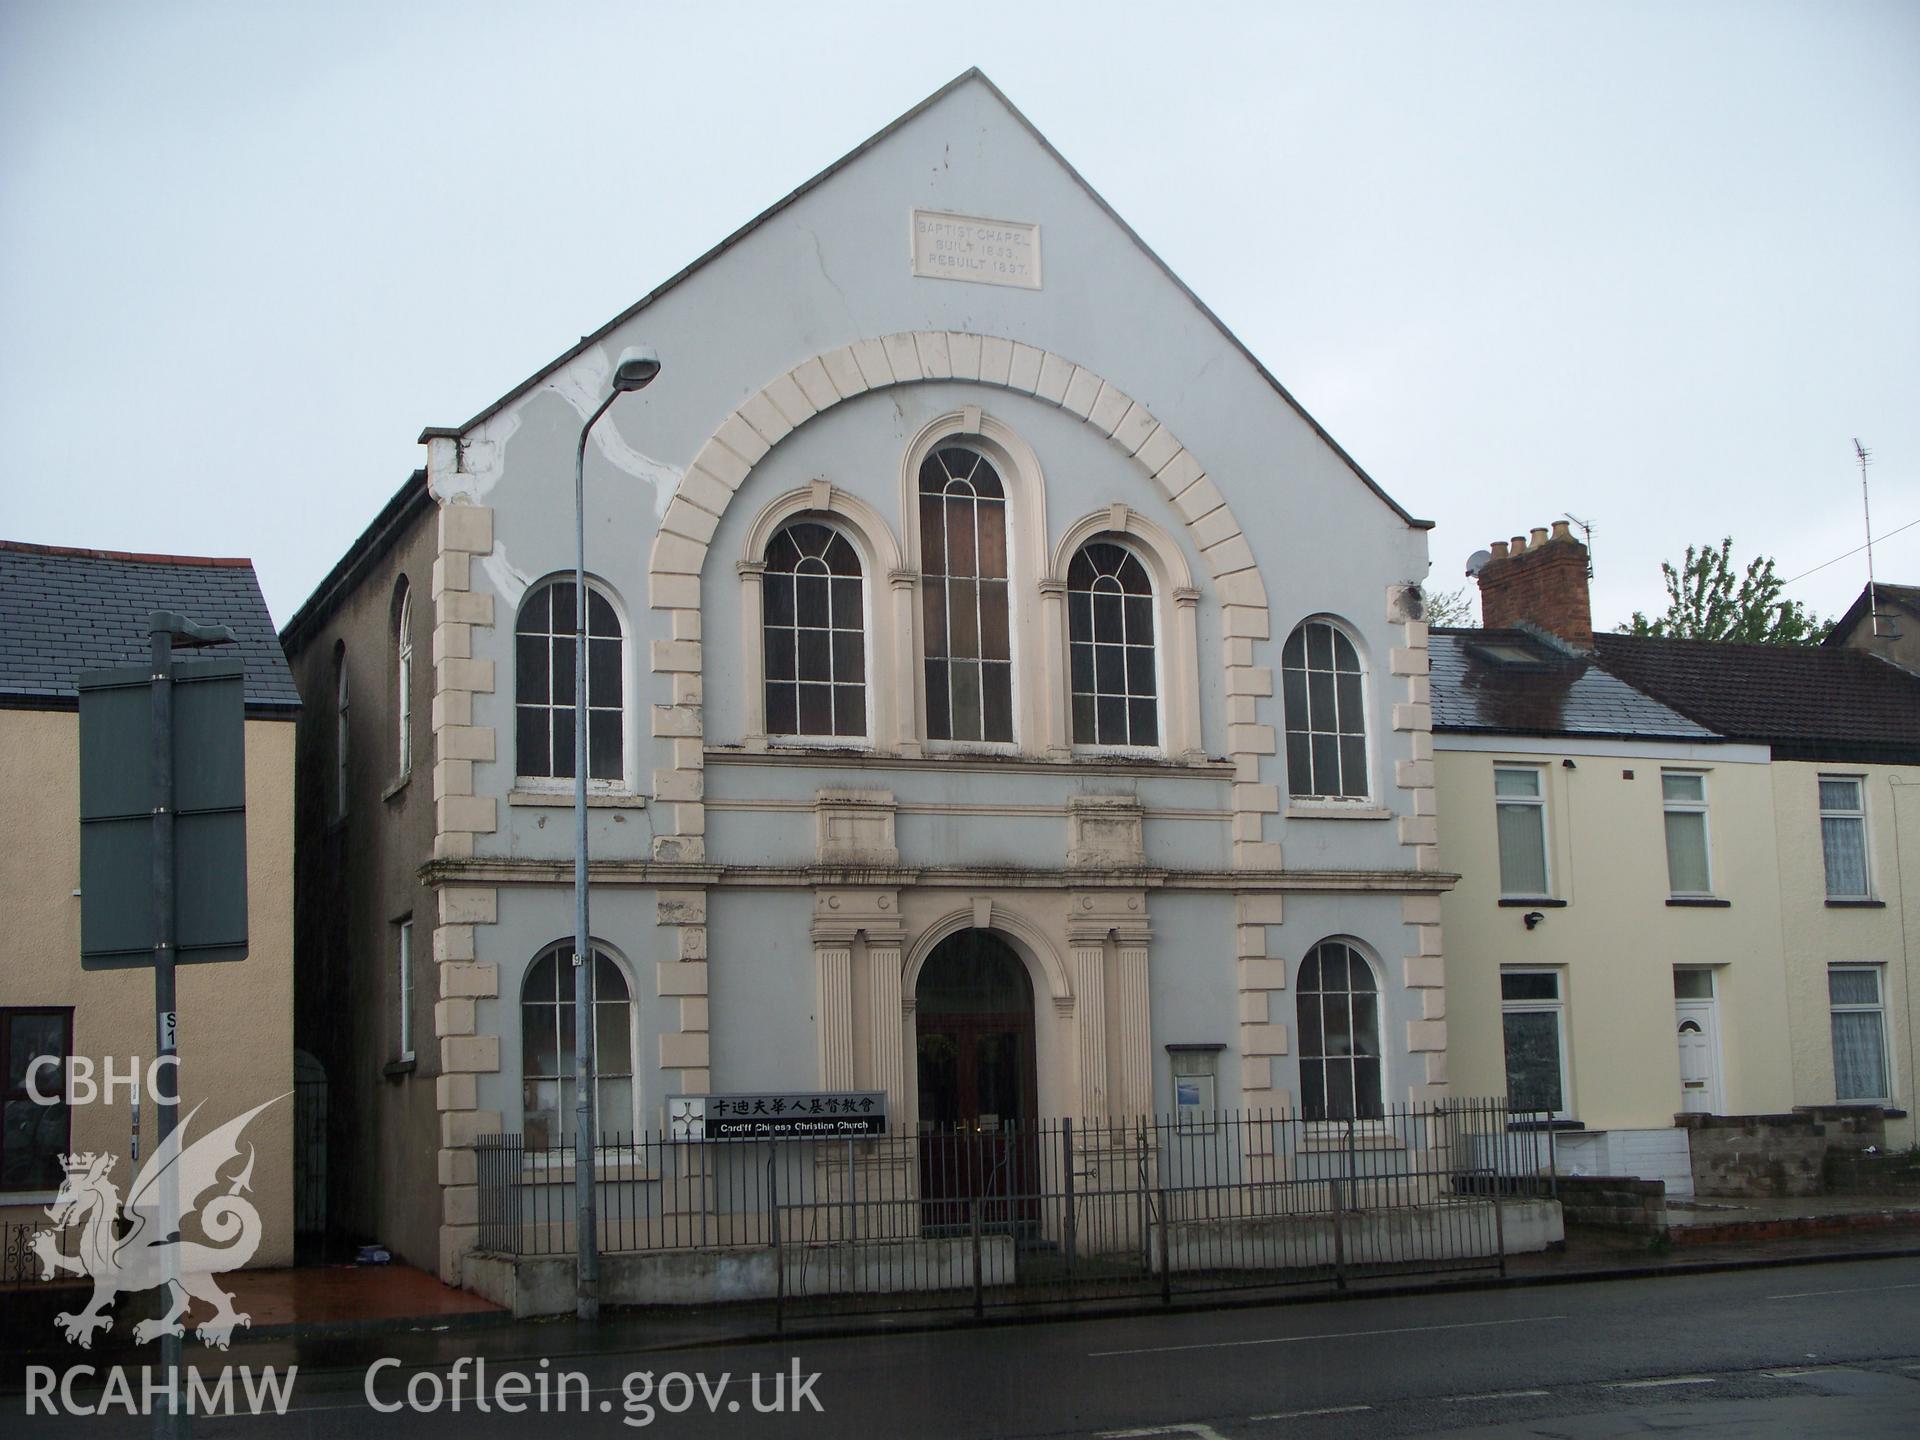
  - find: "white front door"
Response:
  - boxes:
[1675,1001,1722,1114]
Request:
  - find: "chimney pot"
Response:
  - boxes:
[1510,535,1528,554]
[1551,519,1572,542]
[1490,540,1510,560]
[1530,526,1549,549]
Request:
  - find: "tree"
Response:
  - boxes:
[1421,584,1478,627]
[1620,537,1831,645]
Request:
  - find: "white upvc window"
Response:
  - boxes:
[1661,770,1712,897]
[397,919,415,1063]
[1819,776,1871,899]
[1494,766,1550,898]
[1828,965,1891,1104]
[1500,969,1570,1119]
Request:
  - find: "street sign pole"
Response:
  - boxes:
[148,617,184,1440]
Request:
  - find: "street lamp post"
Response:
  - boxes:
[572,344,661,1323]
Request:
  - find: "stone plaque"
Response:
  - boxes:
[911,210,1041,289]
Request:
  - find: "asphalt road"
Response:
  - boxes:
[15,1257,1920,1437]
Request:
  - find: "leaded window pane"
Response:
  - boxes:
[1283,620,1368,797]
[1296,942,1384,1121]
[920,448,1012,741]
[515,579,623,780]
[763,521,866,739]
[1067,540,1158,747]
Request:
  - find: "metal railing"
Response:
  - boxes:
[475,1098,1552,1314]
[3,1220,54,1285]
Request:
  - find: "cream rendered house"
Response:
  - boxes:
[1438,525,1919,1192]
[0,541,299,1267]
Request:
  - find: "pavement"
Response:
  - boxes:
[11,1254,1920,1436]
[6,1211,1920,1389]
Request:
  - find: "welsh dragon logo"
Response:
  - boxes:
[33,1094,286,1351]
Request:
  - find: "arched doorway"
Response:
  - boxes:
[915,929,1039,1232]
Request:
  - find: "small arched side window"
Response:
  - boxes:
[520,943,634,1148]
[919,446,1013,743]
[1282,619,1369,799]
[515,580,623,782]
[1297,940,1384,1121]
[763,521,866,739]
[333,642,350,819]
[1068,540,1158,748]
[394,582,413,775]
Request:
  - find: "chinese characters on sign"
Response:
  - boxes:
[910,210,1041,289]
[668,1092,889,1142]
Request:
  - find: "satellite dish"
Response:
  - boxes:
[1464,549,1493,577]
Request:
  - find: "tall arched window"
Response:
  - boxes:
[1297,940,1383,1121]
[521,943,633,1148]
[919,446,1012,743]
[1068,540,1158,748]
[763,521,865,739]
[333,642,350,819]
[394,582,414,775]
[516,580,623,782]
[1282,619,1369,799]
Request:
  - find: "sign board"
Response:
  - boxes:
[78,657,249,968]
[669,1092,888,1142]
[910,210,1041,289]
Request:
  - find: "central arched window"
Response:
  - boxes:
[1297,940,1384,1121]
[919,446,1013,743]
[1068,540,1158,748]
[763,521,866,738]
[521,943,633,1148]
[1283,619,1369,799]
[516,579,623,782]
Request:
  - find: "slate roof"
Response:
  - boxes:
[0,541,300,713]
[1429,628,1717,741]
[1593,633,1920,764]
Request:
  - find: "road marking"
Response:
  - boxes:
[1442,1389,1549,1402]
[1098,1427,1231,1440]
[1603,1376,1718,1390]
[1248,1406,1374,1422]
[1766,1281,1920,1301]
[1088,1313,1566,1358]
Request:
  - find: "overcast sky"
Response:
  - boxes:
[3,1,1914,632]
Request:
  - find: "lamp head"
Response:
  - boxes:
[611,344,662,392]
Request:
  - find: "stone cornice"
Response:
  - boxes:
[418,857,1459,894]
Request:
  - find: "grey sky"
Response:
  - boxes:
[3,0,1914,631]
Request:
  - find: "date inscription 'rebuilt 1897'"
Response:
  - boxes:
[911,209,1041,289]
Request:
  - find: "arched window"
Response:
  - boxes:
[1068,540,1158,748]
[394,582,414,775]
[516,580,623,782]
[1297,940,1383,1121]
[333,642,349,819]
[1282,619,1369,799]
[520,943,634,1148]
[763,521,865,738]
[919,446,1012,743]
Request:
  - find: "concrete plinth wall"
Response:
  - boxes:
[465,1236,1016,1319]
[1151,1198,1562,1274]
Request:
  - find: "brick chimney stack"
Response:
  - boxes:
[1473,519,1594,649]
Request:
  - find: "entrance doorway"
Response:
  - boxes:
[1674,968,1723,1115]
[915,929,1039,1233]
